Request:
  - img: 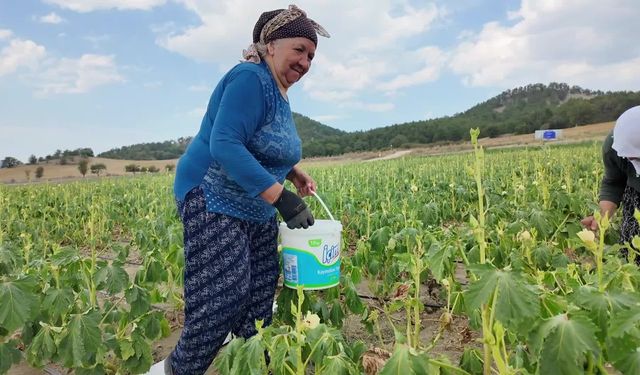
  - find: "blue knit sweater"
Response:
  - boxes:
[174,61,301,221]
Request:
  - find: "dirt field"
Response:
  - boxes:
[1,122,613,185]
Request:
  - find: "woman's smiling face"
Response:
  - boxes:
[267,37,316,90]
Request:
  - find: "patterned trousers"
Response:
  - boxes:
[620,185,640,263]
[169,187,279,374]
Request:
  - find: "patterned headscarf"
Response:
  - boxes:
[242,4,330,63]
[612,105,640,175]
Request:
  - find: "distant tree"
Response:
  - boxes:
[148,166,160,173]
[165,164,175,172]
[38,157,45,163]
[140,166,149,173]
[35,166,44,179]
[1,157,22,168]
[28,155,37,165]
[125,164,141,174]
[53,149,62,159]
[78,159,89,177]
[24,170,31,181]
[90,163,106,176]
[60,156,68,165]
[390,134,409,148]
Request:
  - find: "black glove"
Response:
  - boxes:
[273,188,315,229]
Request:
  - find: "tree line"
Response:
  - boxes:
[3,83,639,164]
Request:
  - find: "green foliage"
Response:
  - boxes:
[1,156,22,168]
[465,265,539,332]
[531,313,600,375]
[78,159,89,177]
[380,344,430,375]
[0,276,40,332]
[90,163,106,176]
[57,311,102,368]
[0,340,22,373]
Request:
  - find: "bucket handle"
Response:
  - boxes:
[311,191,336,221]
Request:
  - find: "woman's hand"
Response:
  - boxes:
[287,166,317,197]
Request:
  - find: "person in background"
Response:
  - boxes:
[167,5,329,374]
[581,105,640,259]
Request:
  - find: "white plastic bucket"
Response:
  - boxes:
[280,193,341,290]
[280,220,342,289]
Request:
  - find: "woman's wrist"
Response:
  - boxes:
[261,182,284,205]
[286,166,299,181]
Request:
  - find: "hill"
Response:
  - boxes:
[307,83,640,156]
[0,121,616,184]
[6,82,638,163]
[95,113,345,160]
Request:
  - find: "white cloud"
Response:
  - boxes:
[0,38,46,76]
[449,0,640,90]
[44,0,166,12]
[159,0,447,112]
[35,54,124,95]
[377,47,448,92]
[0,29,14,40]
[311,114,343,123]
[39,12,65,24]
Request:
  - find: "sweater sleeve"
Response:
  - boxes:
[209,70,277,197]
[599,133,626,206]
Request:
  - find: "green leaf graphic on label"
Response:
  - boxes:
[308,239,322,247]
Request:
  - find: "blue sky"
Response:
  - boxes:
[1,0,639,162]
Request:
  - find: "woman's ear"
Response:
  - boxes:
[267,41,277,56]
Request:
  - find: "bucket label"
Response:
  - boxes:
[283,253,298,284]
[308,239,322,247]
[321,244,339,264]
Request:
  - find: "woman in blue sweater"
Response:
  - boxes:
[168,5,329,374]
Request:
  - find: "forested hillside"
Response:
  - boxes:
[94,83,640,159]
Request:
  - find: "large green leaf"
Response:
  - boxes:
[573,286,637,339]
[0,276,39,331]
[0,339,22,373]
[427,243,454,281]
[0,242,20,275]
[532,313,599,375]
[320,354,357,375]
[465,266,539,332]
[380,344,431,375]
[608,335,640,375]
[97,263,129,294]
[610,306,640,338]
[50,246,81,267]
[370,227,392,254]
[213,337,245,375]
[26,324,57,367]
[126,284,150,317]
[43,287,74,321]
[459,348,483,375]
[231,335,266,375]
[57,311,102,368]
[123,331,153,373]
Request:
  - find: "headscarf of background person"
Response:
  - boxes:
[243,4,330,63]
[612,105,640,176]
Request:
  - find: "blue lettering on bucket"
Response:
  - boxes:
[321,244,339,265]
